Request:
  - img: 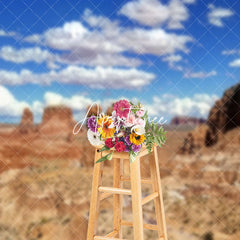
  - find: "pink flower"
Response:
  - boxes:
[125,113,136,127]
[113,100,131,118]
[136,110,144,117]
[135,118,145,126]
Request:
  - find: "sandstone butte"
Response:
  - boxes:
[179,82,240,154]
[39,105,76,137]
[15,105,76,137]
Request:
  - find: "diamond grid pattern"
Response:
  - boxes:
[0,0,239,240]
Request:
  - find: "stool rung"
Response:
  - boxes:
[121,220,158,231]
[94,236,126,240]
[105,230,117,237]
[142,192,159,205]
[99,186,132,195]
[120,175,152,184]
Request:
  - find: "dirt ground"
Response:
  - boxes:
[0,125,239,240]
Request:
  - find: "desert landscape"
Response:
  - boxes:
[0,83,239,240]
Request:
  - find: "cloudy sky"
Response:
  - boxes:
[0,0,239,123]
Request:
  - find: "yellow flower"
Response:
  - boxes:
[98,116,115,139]
[130,132,146,145]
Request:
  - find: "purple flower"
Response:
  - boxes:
[131,144,141,153]
[88,116,98,132]
[125,135,131,146]
[124,145,130,152]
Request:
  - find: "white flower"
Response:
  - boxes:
[131,125,145,135]
[87,129,103,146]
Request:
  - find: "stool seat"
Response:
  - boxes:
[87,145,168,240]
[96,143,155,159]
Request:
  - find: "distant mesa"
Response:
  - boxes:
[170,116,206,126]
[179,83,240,154]
[39,105,76,137]
[16,105,76,138]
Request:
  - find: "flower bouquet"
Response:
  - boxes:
[87,99,166,163]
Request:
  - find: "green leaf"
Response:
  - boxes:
[98,145,110,152]
[95,152,113,163]
[153,123,157,133]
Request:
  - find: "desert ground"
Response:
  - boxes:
[0,118,239,240]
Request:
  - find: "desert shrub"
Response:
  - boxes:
[202,231,214,240]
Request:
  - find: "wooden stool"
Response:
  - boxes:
[87,145,168,240]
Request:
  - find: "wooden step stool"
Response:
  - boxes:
[87,145,168,240]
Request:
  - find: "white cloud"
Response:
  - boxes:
[83,9,119,32]
[229,59,240,67]
[168,0,189,29]
[0,45,141,68]
[24,34,41,43]
[146,93,218,120]
[119,28,192,55]
[222,49,240,55]
[0,69,52,85]
[182,0,195,4]
[25,12,192,58]
[59,52,142,67]
[208,4,234,27]
[0,87,95,121]
[55,66,154,89]
[163,54,182,66]
[119,0,169,27]
[184,70,217,79]
[43,92,93,111]
[0,46,55,64]
[0,29,16,37]
[43,21,121,53]
[0,85,29,117]
[0,66,155,89]
[0,87,219,122]
[119,0,190,29]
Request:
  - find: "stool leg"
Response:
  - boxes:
[149,146,168,240]
[113,158,123,237]
[87,150,104,240]
[130,156,144,240]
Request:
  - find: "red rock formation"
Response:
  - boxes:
[179,83,240,153]
[39,106,75,136]
[18,108,36,134]
[178,124,209,154]
[106,104,114,116]
[205,83,240,146]
[171,116,206,125]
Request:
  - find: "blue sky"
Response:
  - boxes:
[0,0,239,123]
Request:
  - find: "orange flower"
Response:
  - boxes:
[98,116,115,139]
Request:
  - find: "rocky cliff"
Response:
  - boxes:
[179,83,240,153]
[205,83,240,146]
